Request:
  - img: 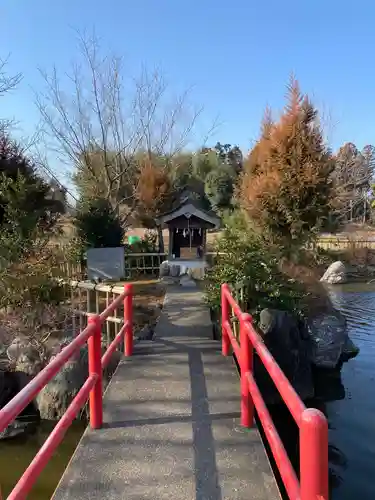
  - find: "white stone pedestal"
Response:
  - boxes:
[161,259,208,279]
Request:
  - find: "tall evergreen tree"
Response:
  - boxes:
[0,133,65,240]
[333,142,375,223]
[240,78,335,247]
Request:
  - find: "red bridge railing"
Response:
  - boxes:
[221,283,329,500]
[0,284,134,500]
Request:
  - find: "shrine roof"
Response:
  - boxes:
[156,196,221,228]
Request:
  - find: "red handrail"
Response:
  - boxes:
[0,283,133,500]
[221,283,328,500]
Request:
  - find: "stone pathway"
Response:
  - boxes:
[53,287,279,500]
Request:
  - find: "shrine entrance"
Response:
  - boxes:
[156,197,221,260]
[172,222,204,259]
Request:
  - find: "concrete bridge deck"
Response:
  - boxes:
[53,287,279,500]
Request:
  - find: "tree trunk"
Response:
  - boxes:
[363,190,367,223]
[157,225,164,253]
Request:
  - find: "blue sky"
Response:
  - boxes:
[1,0,375,180]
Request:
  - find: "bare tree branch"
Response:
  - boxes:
[332,142,375,223]
[0,56,22,96]
[0,56,22,133]
[35,31,206,224]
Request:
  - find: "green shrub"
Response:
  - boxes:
[204,166,235,211]
[74,198,124,250]
[205,212,325,322]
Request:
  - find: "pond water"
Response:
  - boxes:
[256,282,375,500]
[326,283,375,500]
[0,420,86,498]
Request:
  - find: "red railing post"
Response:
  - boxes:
[221,283,230,356]
[88,315,103,429]
[124,283,133,356]
[240,313,254,428]
[300,408,329,500]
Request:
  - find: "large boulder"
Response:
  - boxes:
[7,337,28,362]
[305,309,359,368]
[256,309,314,404]
[36,346,89,420]
[36,344,121,420]
[1,331,123,428]
[15,350,44,377]
[340,335,360,362]
[0,418,35,440]
[320,261,347,284]
[7,337,45,376]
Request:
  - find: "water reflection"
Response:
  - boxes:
[328,444,348,490]
[325,283,375,500]
[0,420,86,499]
[306,368,347,497]
[270,283,375,499]
[312,367,346,402]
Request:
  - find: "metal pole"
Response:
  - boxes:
[240,313,254,428]
[88,315,103,429]
[124,284,133,356]
[300,408,329,500]
[221,283,230,356]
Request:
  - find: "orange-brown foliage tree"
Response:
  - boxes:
[135,157,175,251]
[135,158,173,252]
[239,79,335,248]
[136,158,173,224]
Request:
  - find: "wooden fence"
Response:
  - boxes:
[59,261,85,280]
[317,237,375,250]
[68,281,125,347]
[58,252,168,280]
[124,252,167,278]
[59,251,225,280]
[123,251,225,276]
